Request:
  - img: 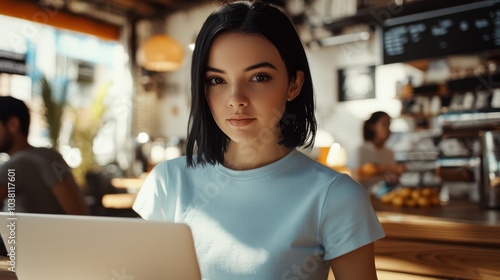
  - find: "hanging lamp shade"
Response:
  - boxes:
[137,34,184,72]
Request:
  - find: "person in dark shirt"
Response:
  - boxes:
[0,96,88,214]
[0,96,88,254]
[0,96,88,255]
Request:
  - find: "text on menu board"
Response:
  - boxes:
[383,1,500,64]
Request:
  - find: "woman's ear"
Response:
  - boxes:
[287,70,305,102]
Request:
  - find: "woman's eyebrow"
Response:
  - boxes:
[206,62,277,74]
[206,67,224,73]
[244,62,277,71]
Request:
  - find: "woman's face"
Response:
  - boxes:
[205,32,303,145]
[373,115,391,144]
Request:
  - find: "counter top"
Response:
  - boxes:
[372,199,500,279]
[373,199,500,225]
[372,199,500,246]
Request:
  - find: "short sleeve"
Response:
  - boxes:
[132,162,171,221]
[320,174,385,260]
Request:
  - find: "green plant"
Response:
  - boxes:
[40,75,69,148]
[70,82,111,186]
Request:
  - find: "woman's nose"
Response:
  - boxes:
[228,85,248,107]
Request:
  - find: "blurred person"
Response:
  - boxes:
[356,111,406,190]
[0,96,88,215]
[133,1,385,279]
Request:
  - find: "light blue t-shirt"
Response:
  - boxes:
[133,149,385,280]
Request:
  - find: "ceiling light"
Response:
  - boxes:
[136,35,184,72]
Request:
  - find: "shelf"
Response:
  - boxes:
[400,73,500,99]
[438,110,500,132]
[447,73,500,92]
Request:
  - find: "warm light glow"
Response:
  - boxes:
[0,153,10,163]
[137,132,150,144]
[326,143,347,167]
[137,34,184,72]
[150,142,166,164]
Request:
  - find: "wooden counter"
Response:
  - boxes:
[372,199,500,280]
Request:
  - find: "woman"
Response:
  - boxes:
[357,111,406,189]
[133,1,384,279]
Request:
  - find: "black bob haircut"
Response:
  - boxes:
[362,111,390,141]
[0,96,30,137]
[186,0,317,167]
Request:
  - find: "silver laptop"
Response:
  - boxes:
[0,212,201,280]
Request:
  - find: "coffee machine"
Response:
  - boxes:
[438,111,500,208]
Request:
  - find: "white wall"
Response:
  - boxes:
[157,3,411,168]
[156,3,217,139]
[306,33,408,167]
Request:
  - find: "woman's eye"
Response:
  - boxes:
[207,76,224,85]
[251,73,271,82]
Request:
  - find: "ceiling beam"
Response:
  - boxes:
[112,0,158,16]
[0,0,120,41]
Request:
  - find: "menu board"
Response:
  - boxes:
[383,1,500,64]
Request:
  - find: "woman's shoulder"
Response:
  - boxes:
[293,151,365,189]
[293,150,349,180]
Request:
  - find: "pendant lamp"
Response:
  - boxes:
[137,34,184,72]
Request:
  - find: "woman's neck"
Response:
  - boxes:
[223,140,292,170]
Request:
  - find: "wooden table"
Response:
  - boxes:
[110,177,144,192]
[102,177,144,209]
[371,199,500,280]
[101,193,137,209]
[0,255,440,280]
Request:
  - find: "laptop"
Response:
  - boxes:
[0,212,201,280]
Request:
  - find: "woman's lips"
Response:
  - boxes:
[227,116,255,127]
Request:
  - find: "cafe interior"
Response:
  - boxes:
[0,0,500,279]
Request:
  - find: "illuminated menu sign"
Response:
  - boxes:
[383,1,500,64]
